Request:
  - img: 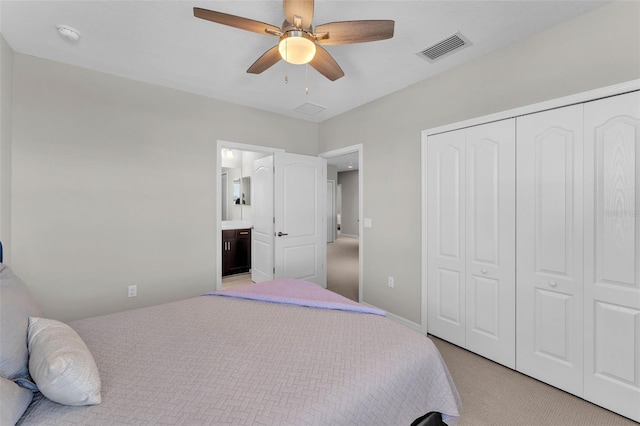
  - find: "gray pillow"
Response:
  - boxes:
[0,263,43,380]
[0,376,33,425]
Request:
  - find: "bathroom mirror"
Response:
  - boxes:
[233,177,251,206]
[221,149,264,222]
[222,166,246,221]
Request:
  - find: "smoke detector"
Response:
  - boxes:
[56,25,81,42]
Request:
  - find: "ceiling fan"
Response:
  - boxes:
[194,0,395,81]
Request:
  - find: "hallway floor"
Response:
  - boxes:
[327,235,359,302]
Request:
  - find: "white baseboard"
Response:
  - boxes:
[361,302,423,334]
[339,233,358,239]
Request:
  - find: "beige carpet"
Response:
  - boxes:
[221,272,252,289]
[430,336,637,426]
[326,235,359,302]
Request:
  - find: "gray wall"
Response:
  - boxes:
[10,53,318,321]
[0,35,13,263]
[318,1,640,324]
[337,170,359,237]
[327,165,337,184]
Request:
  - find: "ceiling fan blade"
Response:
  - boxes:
[315,20,395,45]
[283,0,314,29]
[194,7,281,36]
[309,45,344,81]
[247,46,282,74]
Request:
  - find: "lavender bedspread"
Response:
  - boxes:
[19,292,461,425]
[207,278,386,316]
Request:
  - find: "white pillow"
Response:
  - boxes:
[27,317,101,406]
[0,376,33,425]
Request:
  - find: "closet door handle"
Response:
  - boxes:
[277,232,289,237]
[481,268,488,275]
[549,281,558,288]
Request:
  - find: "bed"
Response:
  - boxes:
[1,264,461,425]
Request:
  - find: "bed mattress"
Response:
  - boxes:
[19,294,460,425]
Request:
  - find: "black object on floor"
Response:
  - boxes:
[411,411,446,426]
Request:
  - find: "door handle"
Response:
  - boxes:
[277,232,289,237]
[481,268,488,275]
[549,281,558,288]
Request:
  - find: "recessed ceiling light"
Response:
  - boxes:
[56,25,81,43]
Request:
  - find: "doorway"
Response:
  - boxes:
[217,141,327,292]
[216,141,283,291]
[319,144,363,303]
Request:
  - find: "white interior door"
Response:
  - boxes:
[516,104,584,396]
[583,91,640,422]
[336,184,342,235]
[251,155,275,283]
[464,119,516,369]
[427,129,466,346]
[327,181,335,243]
[274,152,326,287]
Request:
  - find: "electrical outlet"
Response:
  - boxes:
[388,276,394,288]
[128,285,137,298]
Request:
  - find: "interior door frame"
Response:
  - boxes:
[326,180,336,243]
[216,140,284,291]
[318,144,364,303]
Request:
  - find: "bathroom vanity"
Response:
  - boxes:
[222,221,252,277]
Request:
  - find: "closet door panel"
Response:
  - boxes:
[584,91,640,422]
[427,129,466,346]
[516,104,584,396]
[465,119,516,368]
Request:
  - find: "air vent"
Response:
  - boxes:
[417,32,471,63]
[294,102,327,115]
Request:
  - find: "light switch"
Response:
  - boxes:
[364,218,372,228]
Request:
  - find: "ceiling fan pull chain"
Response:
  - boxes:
[305,64,309,95]
[284,40,289,84]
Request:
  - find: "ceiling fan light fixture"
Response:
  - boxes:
[278,31,316,65]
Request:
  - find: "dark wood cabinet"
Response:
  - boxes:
[222,228,251,276]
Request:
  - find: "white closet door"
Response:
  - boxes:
[427,129,466,346]
[465,119,516,368]
[583,91,640,422]
[516,104,584,396]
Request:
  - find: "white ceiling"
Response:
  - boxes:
[0,1,607,123]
